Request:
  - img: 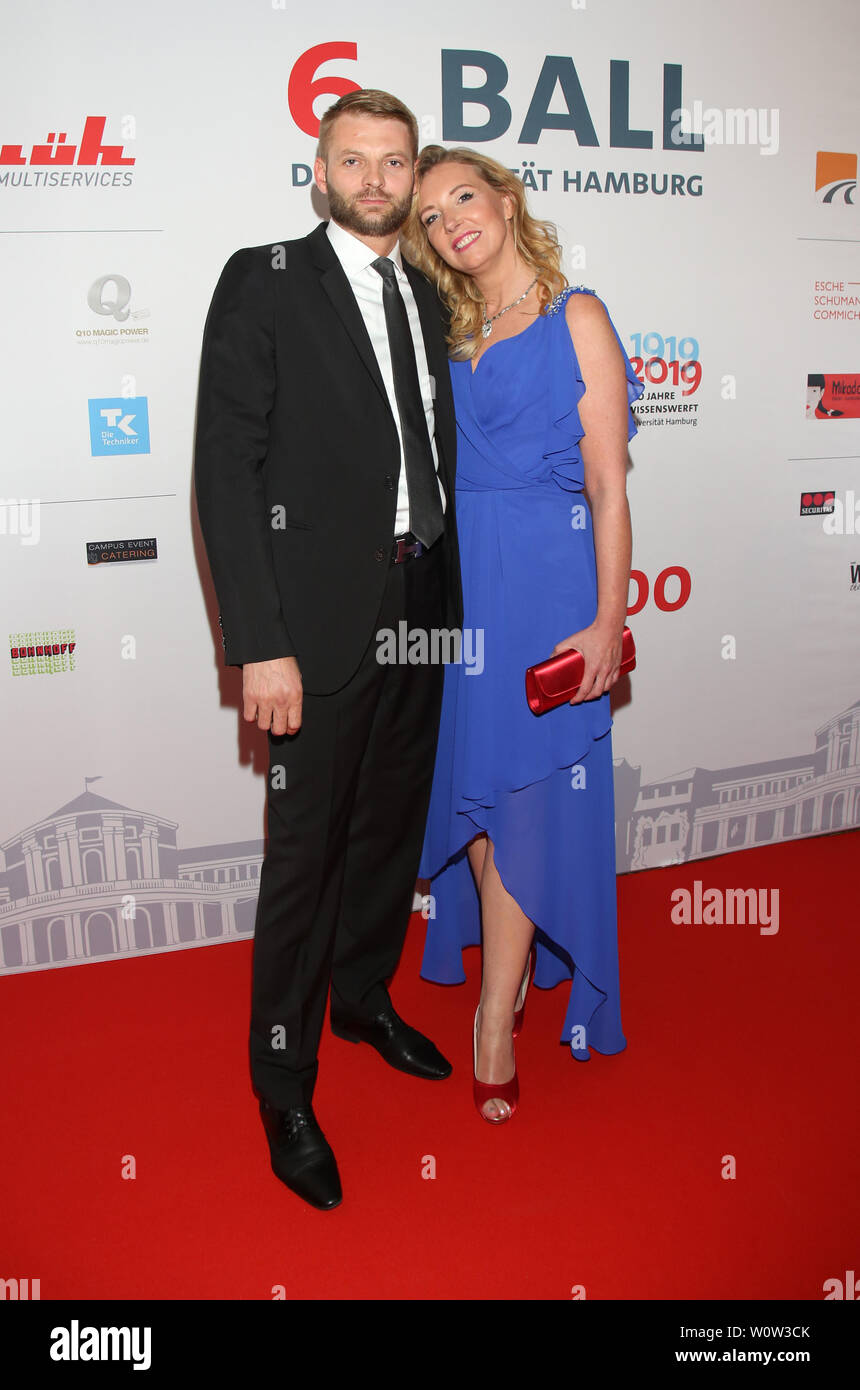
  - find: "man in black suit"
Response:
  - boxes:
[193,90,462,1211]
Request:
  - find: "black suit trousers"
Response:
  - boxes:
[249,538,446,1109]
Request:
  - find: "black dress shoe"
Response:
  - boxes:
[259,1100,342,1211]
[330,1001,452,1080]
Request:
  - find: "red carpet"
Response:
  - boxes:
[1,829,857,1301]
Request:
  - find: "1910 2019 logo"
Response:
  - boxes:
[88,398,150,456]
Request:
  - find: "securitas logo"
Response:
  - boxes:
[0,116,135,189]
[88,398,150,456]
[800,490,835,517]
[815,151,856,205]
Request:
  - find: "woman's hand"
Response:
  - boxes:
[551,621,625,704]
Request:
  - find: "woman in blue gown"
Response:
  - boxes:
[406,146,644,1122]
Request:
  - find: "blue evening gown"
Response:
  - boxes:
[418,286,644,1058]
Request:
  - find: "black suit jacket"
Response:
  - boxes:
[193,221,462,694]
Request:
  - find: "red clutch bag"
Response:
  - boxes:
[525,627,636,714]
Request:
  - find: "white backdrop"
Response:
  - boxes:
[1,0,858,973]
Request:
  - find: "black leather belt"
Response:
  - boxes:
[391,531,428,564]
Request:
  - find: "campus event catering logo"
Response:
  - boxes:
[0,116,135,189]
[88,398,150,455]
[76,274,150,345]
[286,42,705,199]
[10,630,76,676]
[86,537,157,564]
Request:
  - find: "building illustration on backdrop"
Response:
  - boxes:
[1,699,858,975]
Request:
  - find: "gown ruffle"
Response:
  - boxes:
[418,286,644,1058]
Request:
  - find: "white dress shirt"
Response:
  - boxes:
[326,218,446,537]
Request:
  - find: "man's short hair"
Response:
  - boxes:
[316,89,419,163]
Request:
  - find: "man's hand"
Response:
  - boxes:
[242,656,303,735]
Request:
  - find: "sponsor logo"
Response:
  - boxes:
[628,330,701,428]
[806,373,860,419]
[0,116,135,188]
[10,630,76,676]
[810,279,860,322]
[800,490,835,516]
[86,538,157,564]
[88,397,150,456]
[815,150,856,205]
[76,275,150,345]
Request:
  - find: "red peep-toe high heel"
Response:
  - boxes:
[473,1005,519,1124]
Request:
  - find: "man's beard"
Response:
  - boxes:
[327,184,413,238]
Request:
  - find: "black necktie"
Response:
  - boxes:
[371,256,444,548]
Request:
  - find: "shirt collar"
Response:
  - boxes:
[326,218,405,279]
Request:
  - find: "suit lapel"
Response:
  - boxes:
[308,223,389,405]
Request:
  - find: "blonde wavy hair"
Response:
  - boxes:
[403,145,568,360]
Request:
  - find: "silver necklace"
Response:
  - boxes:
[481,277,539,339]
